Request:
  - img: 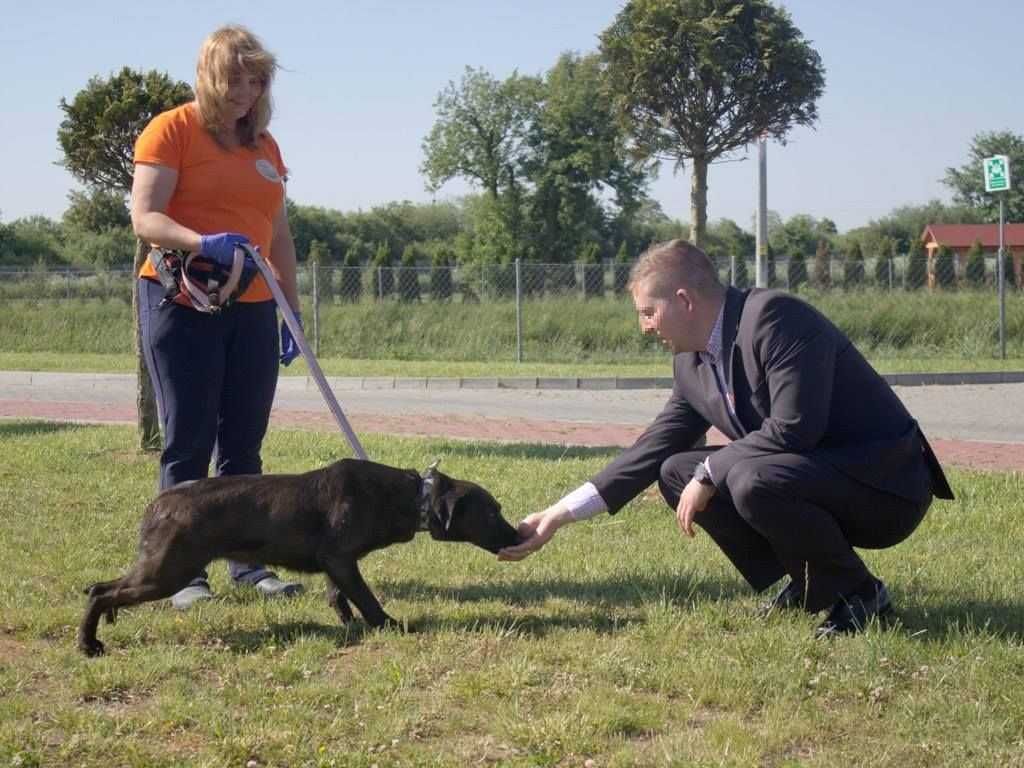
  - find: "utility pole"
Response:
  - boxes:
[755,136,768,288]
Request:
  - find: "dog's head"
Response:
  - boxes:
[426,469,519,553]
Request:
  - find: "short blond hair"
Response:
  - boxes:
[195,25,277,147]
[628,239,723,299]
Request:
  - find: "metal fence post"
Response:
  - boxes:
[515,258,523,363]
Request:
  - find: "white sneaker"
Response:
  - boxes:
[170,581,214,610]
[253,576,304,598]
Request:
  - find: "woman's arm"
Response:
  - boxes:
[130,163,202,252]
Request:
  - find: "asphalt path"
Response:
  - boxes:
[1,371,1021,444]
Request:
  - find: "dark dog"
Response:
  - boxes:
[78,459,518,656]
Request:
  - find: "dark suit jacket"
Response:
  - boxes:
[592,287,954,513]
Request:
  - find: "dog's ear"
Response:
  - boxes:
[436,480,469,532]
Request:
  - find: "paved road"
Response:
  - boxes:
[1,371,1021,444]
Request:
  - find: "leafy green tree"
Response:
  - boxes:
[874,236,896,288]
[4,216,66,267]
[600,0,824,248]
[812,237,831,289]
[524,52,651,263]
[370,241,394,299]
[340,241,367,303]
[430,245,455,301]
[905,237,927,290]
[964,240,986,289]
[1001,250,1017,290]
[843,240,865,289]
[398,244,422,302]
[308,239,332,304]
[421,67,540,201]
[62,189,131,233]
[732,253,749,289]
[933,245,956,290]
[787,251,807,292]
[943,131,1024,222]
[613,240,632,295]
[58,67,193,191]
[57,67,192,451]
[579,241,604,299]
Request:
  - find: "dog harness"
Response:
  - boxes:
[418,460,450,532]
[148,247,256,313]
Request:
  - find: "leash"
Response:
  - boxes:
[241,243,368,460]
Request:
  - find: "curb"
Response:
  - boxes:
[2,370,1024,391]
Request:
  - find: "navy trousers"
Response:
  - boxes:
[658,447,931,611]
[139,278,279,584]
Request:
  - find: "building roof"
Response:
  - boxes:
[922,223,1024,249]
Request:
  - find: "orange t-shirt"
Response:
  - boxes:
[134,102,287,302]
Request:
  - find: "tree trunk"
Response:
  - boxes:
[133,238,161,452]
[689,155,708,250]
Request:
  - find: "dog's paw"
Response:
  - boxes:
[79,638,105,657]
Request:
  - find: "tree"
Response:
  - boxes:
[843,240,865,289]
[62,189,131,233]
[943,131,1024,222]
[600,0,825,248]
[421,67,540,216]
[787,251,807,292]
[370,241,394,299]
[430,245,455,301]
[398,244,422,302]
[340,240,367,302]
[613,240,632,294]
[905,237,927,290]
[58,67,194,191]
[933,245,956,290]
[812,237,831,289]
[874,236,896,288]
[308,240,331,304]
[523,52,652,263]
[57,67,193,451]
[579,241,605,298]
[964,239,986,289]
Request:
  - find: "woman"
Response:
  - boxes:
[132,25,303,609]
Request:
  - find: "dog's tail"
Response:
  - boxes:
[83,581,118,625]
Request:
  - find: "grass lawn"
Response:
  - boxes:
[1,423,1022,766]
[1,351,1023,379]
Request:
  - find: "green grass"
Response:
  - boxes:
[3,351,1024,378]
[3,291,1023,372]
[1,423,1022,766]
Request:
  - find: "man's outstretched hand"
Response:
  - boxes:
[497,504,571,561]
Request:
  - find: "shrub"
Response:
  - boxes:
[812,238,831,289]
[398,244,422,302]
[788,252,807,292]
[964,240,986,288]
[905,238,927,290]
[843,240,865,289]
[934,245,956,290]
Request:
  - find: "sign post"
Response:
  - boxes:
[983,155,1011,359]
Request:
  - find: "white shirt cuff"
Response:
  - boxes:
[560,482,608,521]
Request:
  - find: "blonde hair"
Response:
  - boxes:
[195,25,277,147]
[628,239,723,299]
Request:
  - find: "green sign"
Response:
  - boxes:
[983,155,1011,193]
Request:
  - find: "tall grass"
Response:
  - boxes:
[3,291,1022,364]
[1,423,1022,766]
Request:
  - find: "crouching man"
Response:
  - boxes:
[498,239,953,637]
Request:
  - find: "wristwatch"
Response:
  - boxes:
[692,459,715,487]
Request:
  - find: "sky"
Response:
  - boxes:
[2,0,1023,234]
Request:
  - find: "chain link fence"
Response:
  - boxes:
[2,253,1021,363]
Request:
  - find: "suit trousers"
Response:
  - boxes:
[658,448,932,611]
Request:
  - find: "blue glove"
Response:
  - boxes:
[280,311,302,367]
[199,232,251,267]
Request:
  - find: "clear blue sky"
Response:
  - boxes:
[3,1,1022,233]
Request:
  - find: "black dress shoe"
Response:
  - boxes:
[759,578,806,617]
[816,579,893,638]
